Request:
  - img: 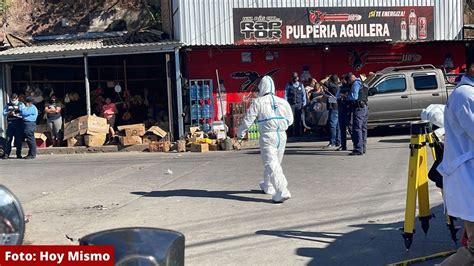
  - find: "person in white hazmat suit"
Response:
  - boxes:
[437,61,474,266]
[238,76,294,203]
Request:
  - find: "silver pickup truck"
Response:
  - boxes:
[366,64,455,127]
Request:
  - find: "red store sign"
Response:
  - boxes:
[234,6,434,44]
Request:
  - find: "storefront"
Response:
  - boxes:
[0,37,184,140]
[172,0,468,134]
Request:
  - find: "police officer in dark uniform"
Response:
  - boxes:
[285,72,307,137]
[2,94,25,159]
[347,74,369,155]
[337,74,353,151]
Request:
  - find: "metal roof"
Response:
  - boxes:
[173,0,464,46]
[0,38,181,62]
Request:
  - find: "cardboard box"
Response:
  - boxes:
[189,126,201,135]
[63,118,80,140]
[34,133,48,148]
[190,143,209,153]
[84,133,106,147]
[67,135,84,147]
[120,136,143,146]
[118,124,146,137]
[64,115,108,140]
[216,131,227,140]
[146,126,168,138]
[79,115,109,135]
[149,141,171,152]
[212,121,226,131]
[177,140,187,152]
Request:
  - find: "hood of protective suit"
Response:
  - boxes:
[258,76,276,96]
[457,74,474,87]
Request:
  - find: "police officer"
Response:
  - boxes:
[347,73,369,155]
[21,97,38,159]
[285,72,307,137]
[2,94,25,159]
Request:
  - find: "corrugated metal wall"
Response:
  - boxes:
[173,0,464,45]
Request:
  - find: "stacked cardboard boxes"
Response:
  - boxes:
[63,115,109,147]
[117,124,145,146]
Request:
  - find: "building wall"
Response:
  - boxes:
[185,42,466,108]
[174,0,464,45]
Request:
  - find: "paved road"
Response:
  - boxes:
[0,135,457,265]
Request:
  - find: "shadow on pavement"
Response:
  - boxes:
[369,126,410,137]
[256,204,459,265]
[245,149,350,156]
[131,189,273,203]
[378,138,410,144]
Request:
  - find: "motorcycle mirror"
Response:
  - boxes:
[0,185,25,245]
[80,227,185,266]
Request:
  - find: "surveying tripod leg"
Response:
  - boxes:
[426,132,437,161]
[417,140,431,235]
[403,134,423,250]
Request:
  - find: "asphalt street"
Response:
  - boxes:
[0,134,458,265]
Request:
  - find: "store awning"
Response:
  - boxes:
[0,38,181,62]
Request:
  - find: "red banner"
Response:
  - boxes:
[0,246,114,266]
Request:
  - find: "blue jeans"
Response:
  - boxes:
[24,121,37,158]
[4,120,23,157]
[338,102,352,149]
[328,109,340,146]
[351,105,368,153]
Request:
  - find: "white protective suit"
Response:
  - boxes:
[437,74,474,222]
[238,76,294,203]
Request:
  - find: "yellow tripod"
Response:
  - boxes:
[402,121,434,250]
[402,121,459,250]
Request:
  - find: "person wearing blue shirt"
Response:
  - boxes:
[2,94,25,159]
[347,73,368,156]
[324,75,341,149]
[21,97,38,159]
[284,72,307,137]
[337,74,353,151]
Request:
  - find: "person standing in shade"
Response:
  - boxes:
[2,94,25,159]
[102,97,118,142]
[44,96,62,147]
[324,74,341,149]
[337,75,353,151]
[21,97,38,159]
[285,72,307,138]
[347,73,368,156]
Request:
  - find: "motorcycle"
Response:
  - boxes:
[0,184,185,265]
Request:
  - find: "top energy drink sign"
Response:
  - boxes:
[233,7,434,44]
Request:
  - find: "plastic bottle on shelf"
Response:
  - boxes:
[202,104,211,118]
[203,123,211,132]
[190,82,197,101]
[191,104,199,119]
[202,83,211,99]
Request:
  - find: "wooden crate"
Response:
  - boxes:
[190,143,209,153]
[177,140,187,152]
[149,141,171,152]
